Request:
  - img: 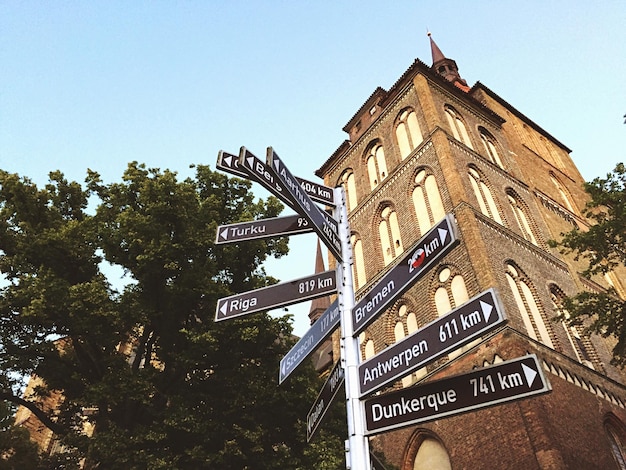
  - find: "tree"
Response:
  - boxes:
[0,400,42,469]
[0,163,345,468]
[550,163,626,365]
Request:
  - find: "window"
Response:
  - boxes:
[396,108,423,159]
[412,169,445,236]
[445,105,473,149]
[479,127,504,168]
[507,190,538,245]
[434,267,471,358]
[393,304,426,386]
[550,286,595,368]
[606,415,626,470]
[366,142,388,190]
[379,206,403,265]
[340,169,358,212]
[505,263,554,348]
[412,437,452,470]
[362,337,375,361]
[550,171,576,213]
[468,167,503,224]
[351,234,367,289]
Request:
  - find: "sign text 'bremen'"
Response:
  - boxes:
[307,361,345,442]
[215,214,313,244]
[279,300,340,384]
[215,270,336,321]
[352,215,458,336]
[358,288,506,396]
[364,354,550,435]
[266,147,343,262]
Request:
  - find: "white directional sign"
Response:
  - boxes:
[279,300,340,384]
[215,214,313,244]
[266,147,343,262]
[363,354,550,436]
[358,289,506,397]
[352,215,459,336]
[307,360,345,442]
[215,270,337,322]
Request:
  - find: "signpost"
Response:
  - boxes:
[215,270,336,321]
[279,300,340,384]
[363,354,550,436]
[215,214,313,244]
[213,147,549,470]
[358,289,506,397]
[352,214,458,336]
[266,147,343,262]
[307,360,345,442]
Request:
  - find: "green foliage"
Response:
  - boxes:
[550,163,626,365]
[0,164,345,468]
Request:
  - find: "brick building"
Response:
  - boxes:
[315,35,626,469]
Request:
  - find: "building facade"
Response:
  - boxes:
[315,35,626,469]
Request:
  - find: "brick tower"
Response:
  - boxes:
[315,35,626,469]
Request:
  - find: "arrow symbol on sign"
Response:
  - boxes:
[219,228,228,240]
[438,228,448,245]
[223,155,234,167]
[219,303,228,316]
[246,156,254,169]
[522,363,537,387]
[480,300,493,323]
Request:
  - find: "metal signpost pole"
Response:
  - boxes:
[334,187,371,470]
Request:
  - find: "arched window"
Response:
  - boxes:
[396,108,423,159]
[351,233,367,289]
[361,336,375,361]
[605,414,626,470]
[379,206,404,265]
[550,286,595,369]
[507,190,538,245]
[445,105,473,149]
[479,127,504,168]
[339,169,358,212]
[550,171,576,213]
[412,169,445,236]
[468,167,503,224]
[411,436,452,470]
[366,142,388,190]
[393,304,426,386]
[434,267,471,358]
[505,262,554,348]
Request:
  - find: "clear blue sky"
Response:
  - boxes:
[1,1,625,336]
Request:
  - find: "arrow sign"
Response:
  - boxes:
[352,214,459,336]
[364,354,550,436]
[307,360,345,442]
[216,150,250,179]
[266,147,343,262]
[358,289,506,397]
[215,270,337,322]
[217,149,334,207]
[279,300,340,384]
[215,214,314,244]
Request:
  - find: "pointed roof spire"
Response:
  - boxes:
[427,31,470,92]
[308,240,330,324]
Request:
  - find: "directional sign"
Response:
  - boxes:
[307,360,345,442]
[279,300,340,384]
[297,176,335,207]
[215,270,337,322]
[218,149,334,206]
[358,289,506,397]
[364,354,550,436]
[266,147,343,262]
[352,215,459,336]
[216,150,249,179]
[215,214,313,245]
